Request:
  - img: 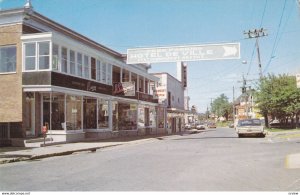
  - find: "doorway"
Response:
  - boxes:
[24,92,35,136]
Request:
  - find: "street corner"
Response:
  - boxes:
[285,153,300,169]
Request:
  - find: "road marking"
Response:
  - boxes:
[285,153,300,169]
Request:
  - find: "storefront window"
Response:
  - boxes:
[83,97,97,129]
[118,102,137,130]
[112,101,118,131]
[98,99,109,129]
[149,106,156,127]
[51,94,65,130]
[157,107,165,128]
[66,95,82,130]
[138,106,145,127]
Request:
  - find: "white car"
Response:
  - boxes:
[196,123,205,130]
[236,119,266,138]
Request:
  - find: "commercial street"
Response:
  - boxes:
[1,127,300,191]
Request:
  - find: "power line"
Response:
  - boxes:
[263,0,288,73]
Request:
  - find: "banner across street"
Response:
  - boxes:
[126,42,240,64]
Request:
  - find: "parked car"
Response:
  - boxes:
[184,123,191,130]
[269,119,280,128]
[196,123,206,130]
[235,118,266,138]
[228,123,234,128]
[207,122,217,128]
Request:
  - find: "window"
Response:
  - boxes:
[107,63,112,85]
[66,95,82,130]
[139,77,144,92]
[70,50,76,75]
[38,42,50,70]
[83,97,97,129]
[51,93,65,130]
[52,44,59,70]
[96,60,101,81]
[122,69,130,82]
[61,47,68,73]
[77,53,83,77]
[25,43,36,70]
[98,99,109,129]
[101,62,106,83]
[0,45,16,73]
[83,55,90,79]
[91,57,96,80]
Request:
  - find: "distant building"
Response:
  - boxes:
[151,73,186,133]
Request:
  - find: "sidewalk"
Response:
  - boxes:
[0,131,197,165]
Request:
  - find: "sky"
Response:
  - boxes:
[1,0,300,113]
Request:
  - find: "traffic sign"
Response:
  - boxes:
[126,43,240,64]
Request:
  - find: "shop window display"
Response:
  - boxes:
[112,101,118,131]
[138,106,145,127]
[157,107,165,128]
[149,106,156,127]
[66,95,82,130]
[118,103,137,130]
[98,99,109,129]
[83,97,97,129]
[51,94,65,130]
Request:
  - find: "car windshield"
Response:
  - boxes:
[238,119,262,126]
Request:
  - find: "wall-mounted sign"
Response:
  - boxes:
[127,43,240,64]
[113,82,135,96]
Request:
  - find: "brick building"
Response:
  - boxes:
[0,4,165,145]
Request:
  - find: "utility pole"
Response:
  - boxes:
[232,86,235,124]
[244,28,268,79]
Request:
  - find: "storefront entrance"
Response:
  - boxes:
[24,92,35,136]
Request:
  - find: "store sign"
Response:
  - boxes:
[296,74,300,88]
[113,82,135,96]
[127,43,240,64]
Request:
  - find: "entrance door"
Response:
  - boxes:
[172,118,176,133]
[24,92,35,136]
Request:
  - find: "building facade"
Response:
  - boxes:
[0,6,165,144]
[151,73,186,134]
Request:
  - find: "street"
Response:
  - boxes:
[1,127,300,191]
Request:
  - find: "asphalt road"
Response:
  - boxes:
[1,127,300,191]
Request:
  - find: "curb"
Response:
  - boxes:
[0,143,123,165]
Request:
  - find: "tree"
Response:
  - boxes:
[256,74,300,128]
[211,94,232,121]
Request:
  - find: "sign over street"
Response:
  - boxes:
[127,43,240,64]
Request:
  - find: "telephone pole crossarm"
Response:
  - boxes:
[244,28,268,79]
